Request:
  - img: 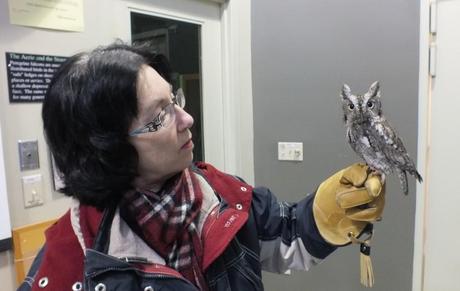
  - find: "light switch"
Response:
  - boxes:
[22,174,44,208]
[278,142,303,161]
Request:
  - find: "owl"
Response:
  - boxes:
[341,81,422,195]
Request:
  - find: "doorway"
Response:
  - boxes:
[131,12,204,162]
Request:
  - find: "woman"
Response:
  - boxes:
[19,43,385,290]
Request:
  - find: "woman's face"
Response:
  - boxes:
[129,65,194,190]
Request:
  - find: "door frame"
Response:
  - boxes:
[413,1,429,290]
[0,121,12,250]
[414,1,460,290]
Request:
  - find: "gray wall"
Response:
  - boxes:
[251,1,419,291]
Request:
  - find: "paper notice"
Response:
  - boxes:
[8,0,84,32]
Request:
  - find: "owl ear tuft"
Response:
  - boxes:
[341,84,351,99]
[368,81,381,98]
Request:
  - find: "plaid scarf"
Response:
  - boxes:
[120,168,207,290]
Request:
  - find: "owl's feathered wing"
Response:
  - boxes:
[365,118,423,194]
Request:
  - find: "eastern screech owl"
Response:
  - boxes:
[341,81,422,194]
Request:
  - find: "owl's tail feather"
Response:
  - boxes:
[406,167,423,183]
[414,170,423,183]
[397,169,409,195]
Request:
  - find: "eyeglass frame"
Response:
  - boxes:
[129,88,186,136]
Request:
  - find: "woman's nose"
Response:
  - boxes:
[175,106,194,131]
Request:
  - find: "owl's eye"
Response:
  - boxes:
[367,101,374,108]
[348,104,355,110]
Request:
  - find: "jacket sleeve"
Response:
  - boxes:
[17,245,46,291]
[251,187,336,274]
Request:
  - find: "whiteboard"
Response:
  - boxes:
[0,122,12,249]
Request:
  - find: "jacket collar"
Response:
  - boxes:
[192,162,253,270]
[69,162,253,272]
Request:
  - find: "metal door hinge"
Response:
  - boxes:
[429,43,436,78]
[430,1,437,34]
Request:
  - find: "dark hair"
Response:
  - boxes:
[43,43,171,209]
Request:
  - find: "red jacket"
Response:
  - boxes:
[19,162,335,290]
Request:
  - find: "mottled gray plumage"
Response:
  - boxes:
[341,81,422,194]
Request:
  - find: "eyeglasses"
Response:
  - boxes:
[129,88,186,136]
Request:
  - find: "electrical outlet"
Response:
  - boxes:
[22,174,44,208]
[278,142,303,161]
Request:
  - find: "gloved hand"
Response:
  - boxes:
[313,163,385,246]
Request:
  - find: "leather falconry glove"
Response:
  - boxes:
[312,163,385,287]
[313,163,385,246]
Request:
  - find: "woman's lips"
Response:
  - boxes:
[181,139,194,150]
